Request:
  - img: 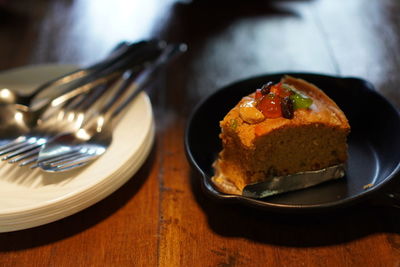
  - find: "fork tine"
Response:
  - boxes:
[47,161,89,172]
[56,161,90,172]
[2,142,44,160]
[38,149,82,164]
[0,136,28,151]
[8,147,42,163]
[37,153,94,172]
[21,156,40,167]
[0,140,33,156]
[44,153,98,171]
[23,149,82,168]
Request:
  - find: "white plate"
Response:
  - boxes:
[0,64,155,232]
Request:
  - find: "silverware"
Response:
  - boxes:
[2,78,120,166]
[37,43,186,172]
[0,40,129,107]
[242,164,346,198]
[0,40,164,146]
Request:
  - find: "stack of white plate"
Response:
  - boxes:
[0,65,155,232]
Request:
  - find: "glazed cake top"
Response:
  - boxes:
[220,76,350,148]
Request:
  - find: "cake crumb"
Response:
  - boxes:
[363,183,374,189]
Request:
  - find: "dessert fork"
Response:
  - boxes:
[0,41,128,106]
[2,77,120,165]
[37,43,186,172]
[0,40,163,147]
[0,41,165,163]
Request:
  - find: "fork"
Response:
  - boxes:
[0,41,128,106]
[30,40,164,113]
[37,43,186,172]
[0,70,133,165]
[0,41,165,162]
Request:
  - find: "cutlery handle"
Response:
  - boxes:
[97,70,140,115]
[30,40,163,112]
[110,43,187,118]
[48,41,164,106]
[28,41,130,106]
[63,78,119,112]
[79,43,186,130]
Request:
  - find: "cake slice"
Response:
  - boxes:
[212,76,350,195]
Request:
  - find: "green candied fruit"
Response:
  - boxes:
[289,93,313,109]
[230,119,238,130]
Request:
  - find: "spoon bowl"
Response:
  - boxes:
[0,88,28,105]
[0,104,31,145]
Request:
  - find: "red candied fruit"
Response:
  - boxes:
[255,89,263,101]
[270,82,292,98]
[257,93,282,118]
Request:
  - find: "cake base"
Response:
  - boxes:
[212,161,346,198]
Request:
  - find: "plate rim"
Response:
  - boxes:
[0,123,155,232]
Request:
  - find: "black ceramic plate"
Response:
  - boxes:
[185,73,400,212]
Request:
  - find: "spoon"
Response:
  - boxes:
[0,40,164,146]
[0,40,130,106]
[37,43,187,172]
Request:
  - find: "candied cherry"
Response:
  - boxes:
[255,89,263,101]
[257,93,282,118]
[270,82,292,98]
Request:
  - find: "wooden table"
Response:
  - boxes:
[1,0,400,266]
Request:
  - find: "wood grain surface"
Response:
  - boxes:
[1,0,400,266]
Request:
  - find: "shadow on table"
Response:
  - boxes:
[190,170,400,248]
[0,143,157,252]
[156,0,312,115]
[157,0,306,41]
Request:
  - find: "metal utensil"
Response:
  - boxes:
[0,40,163,145]
[242,164,346,198]
[2,77,121,165]
[38,43,186,172]
[0,40,165,163]
[0,40,129,107]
